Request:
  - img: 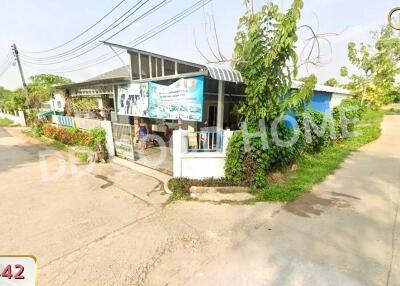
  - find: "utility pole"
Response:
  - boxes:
[11,44,28,96]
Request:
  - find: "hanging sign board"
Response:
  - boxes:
[148,76,204,122]
[117,83,149,117]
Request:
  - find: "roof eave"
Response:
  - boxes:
[54,77,131,89]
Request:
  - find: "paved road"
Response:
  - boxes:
[146,115,400,286]
[0,127,167,284]
[0,127,281,286]
[1,115,399,286]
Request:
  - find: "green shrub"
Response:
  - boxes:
[31,120,45,137]
[167,177,244,202]
[225,122,305,188]
[333,98,366,138]
[168,178,191,201]
[42,123,96,148]
[89,127,107,151]
[75,151,89,163]
[298,110,334,153]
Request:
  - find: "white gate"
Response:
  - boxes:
[111,123,135,160]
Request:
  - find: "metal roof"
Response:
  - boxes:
[88,65,130,81]
[206,65,243,83]
[292,80,351,95]
[56,41,350,95]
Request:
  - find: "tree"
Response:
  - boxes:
[0,86,25,110]
[298,76,318,83]
[26,74,72,109]
[0,86,12,108]
[324,78,338,87]
[341,26,400,106]
[233,0,316,125]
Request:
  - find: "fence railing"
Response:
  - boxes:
[185,131,224,152]
[57,115,75,127]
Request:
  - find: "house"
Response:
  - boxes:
[54,43,350,176]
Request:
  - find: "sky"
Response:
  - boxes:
[0,0,398,90]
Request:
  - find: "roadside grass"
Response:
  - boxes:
[166,177,243,203]
[167,109,385,203]
[256,109,384,202]
[384,108,400,115]
[0,118,13,127]
[74,151,89,163]
[24,129,67,151]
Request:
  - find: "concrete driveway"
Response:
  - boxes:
[145,115,400,286]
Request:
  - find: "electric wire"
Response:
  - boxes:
[20,0,128,54]
[20,0,151,61]
[21,0,211,74]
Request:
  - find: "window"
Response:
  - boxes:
[178,63,200,74]
[156,58,162,77]
[164,59,175,76]
[140,54,150,79]
[151,57,157,78]
[130,52,140,79]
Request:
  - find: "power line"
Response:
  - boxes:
[0,50,15,78]
[21,0,151,62]
[21,0,170,65]
[19,0,171,65]
[0,50,12,69]
[21,0,212,74]
[21,0,128,54]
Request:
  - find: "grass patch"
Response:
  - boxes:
[24,130,68,151]
[167,177,245,203]
[256,109,384,201]
[383,108,400,115]
[75,151,89,163]
[0,118,13,127]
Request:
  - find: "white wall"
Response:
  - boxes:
[330,93,350,109]
[44,91,65,112]
[0,110,26,126]
[181,153,226,179]
[173,129,233,179]
[75,117,101,130]
[100,121,116,157]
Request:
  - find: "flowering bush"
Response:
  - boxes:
[42,124,96,148]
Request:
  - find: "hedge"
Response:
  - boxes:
[225,99,366,189]
[42,123,99,149]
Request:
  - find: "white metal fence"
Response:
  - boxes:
[0,109,26,126]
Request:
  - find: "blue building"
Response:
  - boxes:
[292,80,351,114]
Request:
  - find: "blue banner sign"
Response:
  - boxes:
[148,76,204,122]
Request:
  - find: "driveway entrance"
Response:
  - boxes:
[112,122,173,174]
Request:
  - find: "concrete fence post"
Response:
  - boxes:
[100,121,115,157]
[18,111,26,127]
[223,130,234,154]
[173,129,188,178]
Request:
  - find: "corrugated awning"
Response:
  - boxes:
[206,65,243,83]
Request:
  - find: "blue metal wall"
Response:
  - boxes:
[310,91,331,113]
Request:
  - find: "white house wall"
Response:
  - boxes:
[330,93,350,109]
